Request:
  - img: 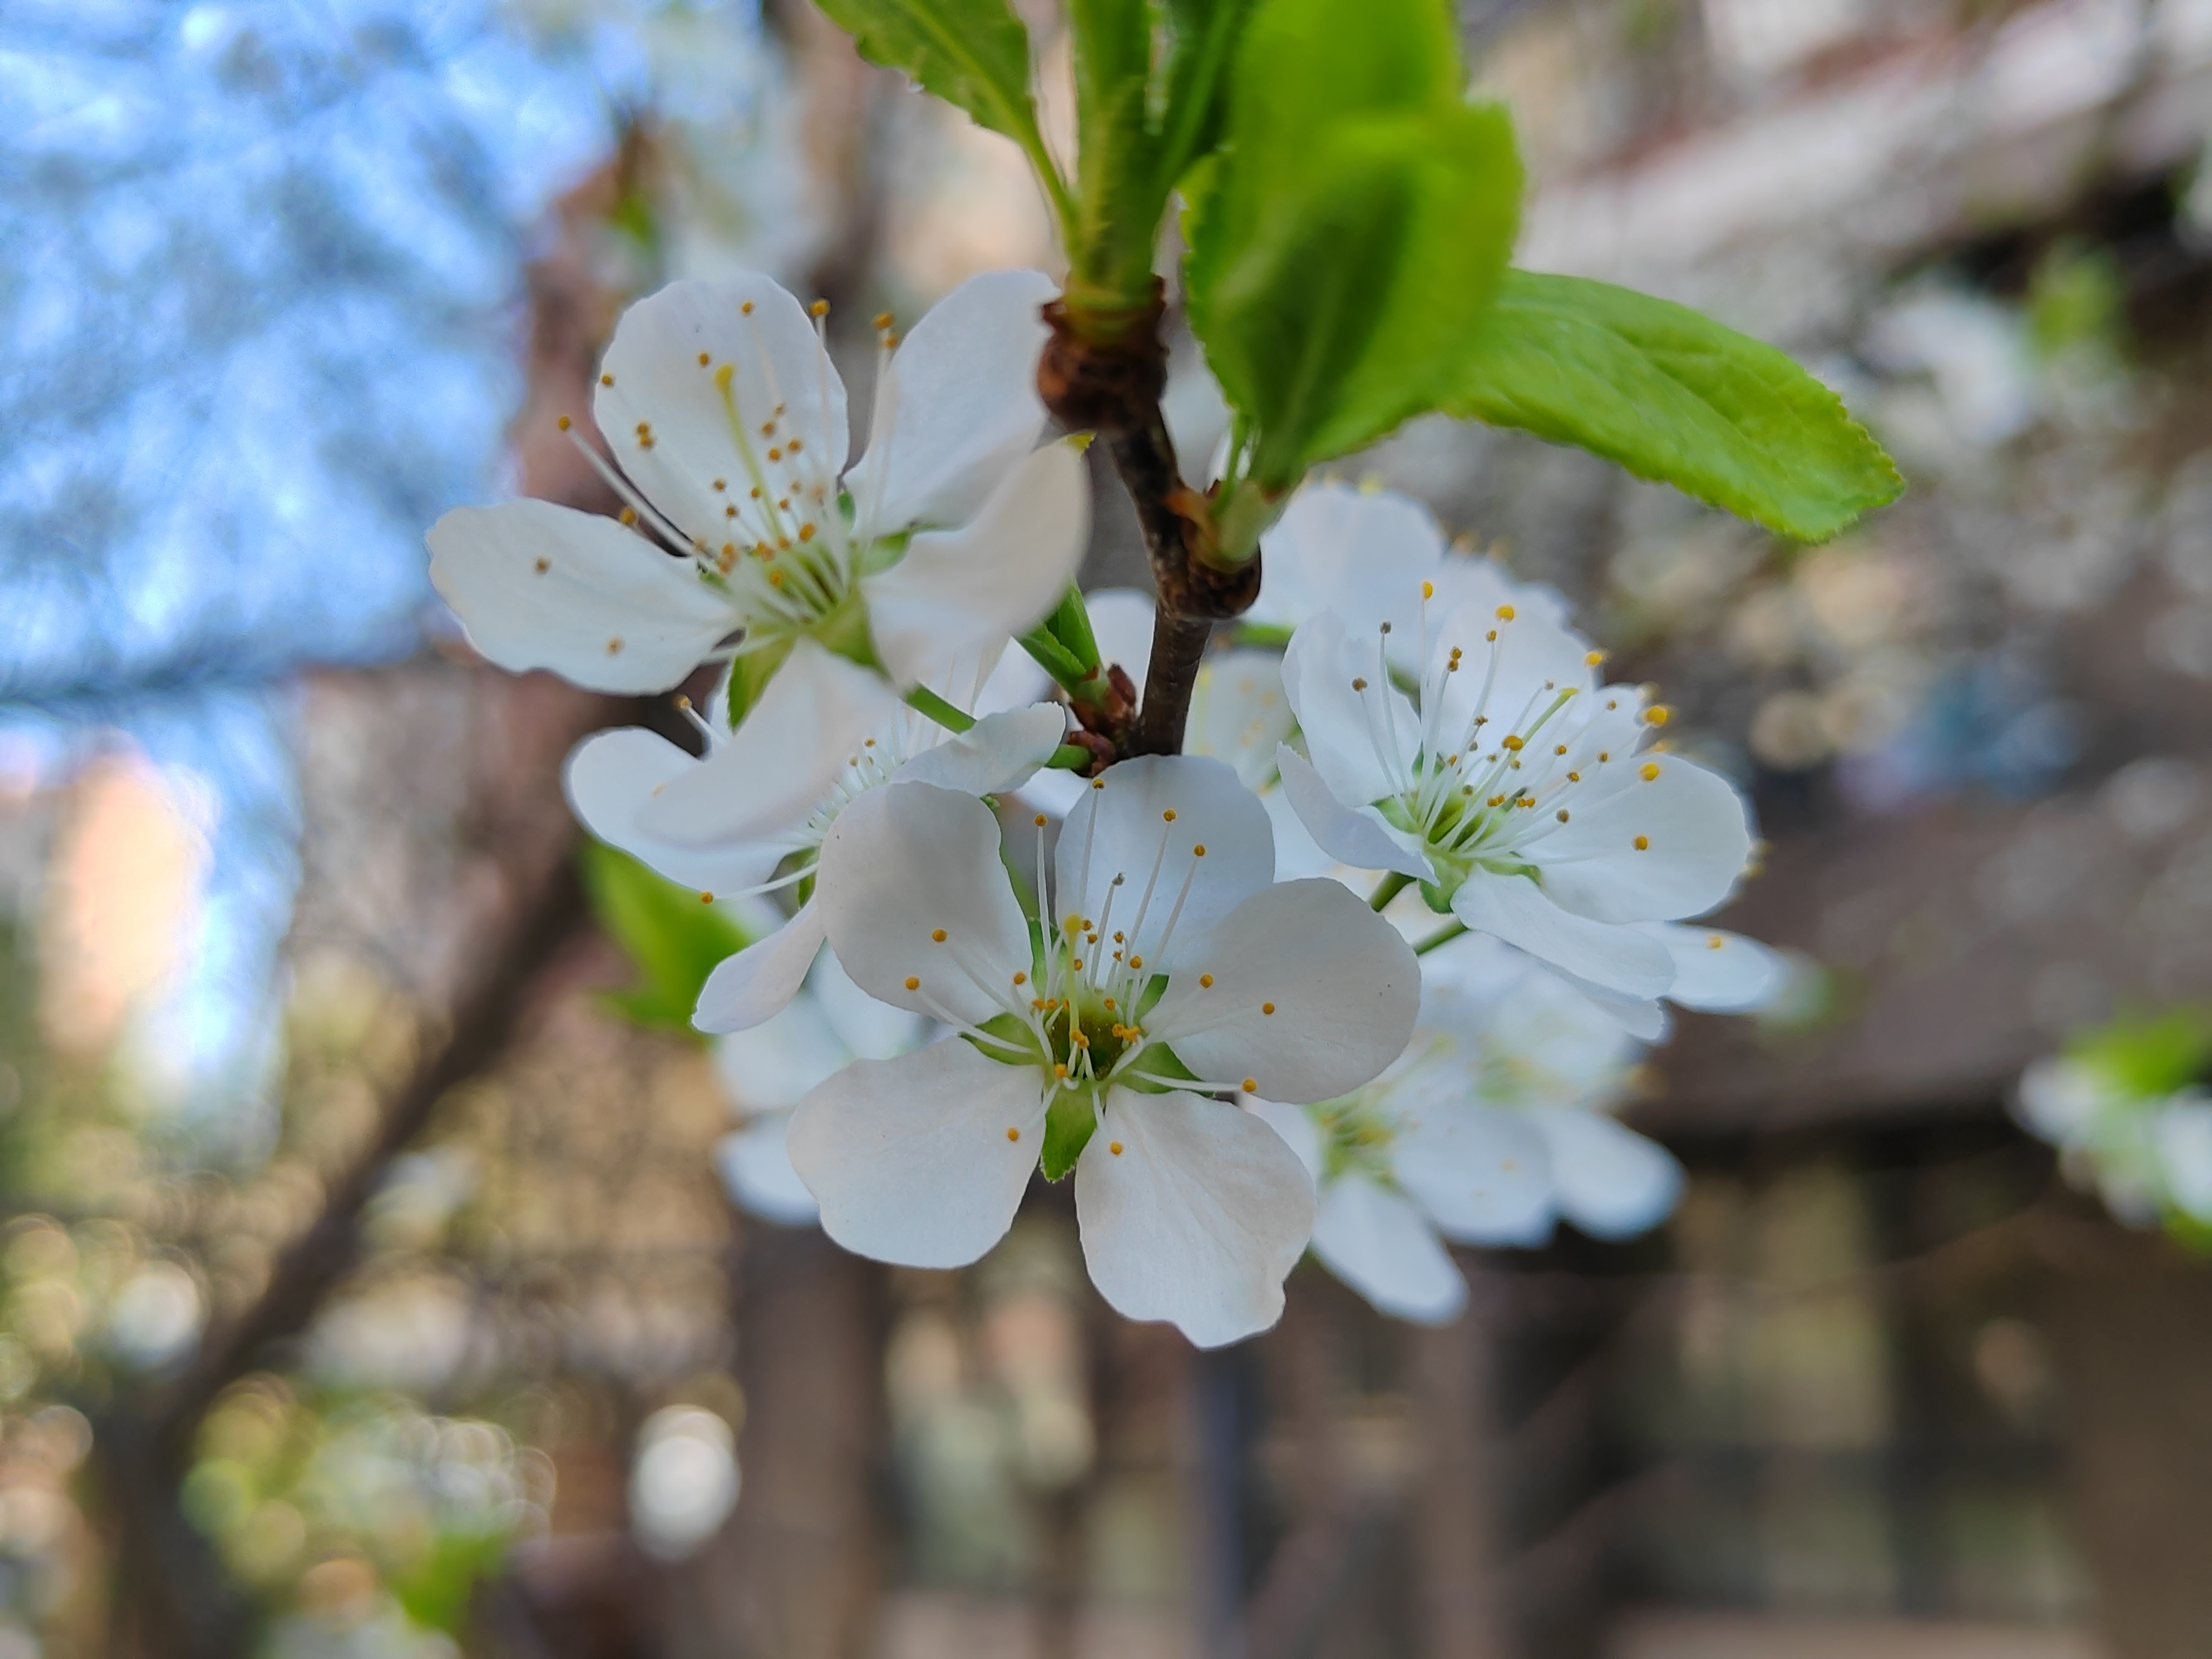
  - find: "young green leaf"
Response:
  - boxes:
[1446,271,1904,542]
[815,0,1069,222]
[1189,102,1521,485]
[580,840,755,1035]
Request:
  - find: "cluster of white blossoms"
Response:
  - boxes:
[430,268,1785,1345]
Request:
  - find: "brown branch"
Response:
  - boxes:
[1038,282,1259,759]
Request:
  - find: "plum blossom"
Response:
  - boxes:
[566,639,1067,1033]
[429,267,1088,695]
[1278,591,1755,1000]
[2016,1030,2212,1229]
[785,756,1420,1346]
[1256,941,1687,1324]
[714,952,928,1226]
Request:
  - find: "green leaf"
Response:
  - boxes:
[1154,0,1258,194]
[579,840,756,1035]
[1065,0,1158,293]
[1189,101,1521,484]
[1184,0,1520,484]
[2067,1008,2212,1101]
[1446,271,1904,542]
[814,0,1067,219]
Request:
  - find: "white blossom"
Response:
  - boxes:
[428,267,1088,695]
[1255,943,1685,1324]
[1278,590,1754,999]
[566,640,1066,1032]
[785,757,1420,1346]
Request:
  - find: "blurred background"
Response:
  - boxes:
[6,0,2212,1653]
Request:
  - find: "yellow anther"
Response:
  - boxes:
[1586,650,1607,667]
[600,372,613,386]
[930,928,947,942]
[872,311,893,329]
[1193,844,1206,857]
[741,300,756,314]
[1014,972,1028,986]
[767,447,783,462]
[1242,1078,1258,1094]
[534,557,549,574]
[1109,1141,1124,1156]
[1496,604,1516,621]
[1598,751,1611,763]
[1091,778,1105,790]
[1567,771,1581,782]
[1103,998,1116,1011]
[1199,974,1213,988]
[556,414,571,431]
[1486,629,1498,642]
[1634,835,1650,851]
[1262,1002,1276,1015]
[788,437,804,453]
[1128,955,1142,970]
[808,299,828,318]
[619,507,638,525]
[1502,735,1524,752]
[905,975,920,990]
[1488,794,1506,807]
[1071,959,1083,971]
[1422,581,1435,599]
[768,569,785,586]
[1644,705,1671,727]
[1556,809,1570,822]
[1035,814,1048,827]
[699,891,714,903]
[1006,1127,1021,1142]
[1555,744,1568,756]
[1640,762,1661,781]
[1055,1064,1069,1078]
[1707,934,1725,949]
[697,350,710,366]
[605,637,623,655]
[1163,809,1177,822]
[1352,676,1368,691]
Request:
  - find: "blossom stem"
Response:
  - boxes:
[1369,872,1413,912]
[1413,920,1469,955]
[903,685,975,734]
[1044,744,1094,771]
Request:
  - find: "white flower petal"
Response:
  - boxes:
[894,704,1068,794]
[815,781,1032,1024]
[1282,611,1418,807]
[1084,588,1158,695]
[1251,482,1444,637]
[865,441,1090,687]
[1532,754,1754,923]
[1246,1096,1324,1182]
[787,1040,1047,1268]
[594,274,848,549]
[808,952,930,1061]
[1311,1175,1467,1325]
[2154,1100,2212,1222]
[1276,745,1429,878]
[1075,1089,1315,1348]
[693,901,827,1034]
[1151,879,1418,1103]
[1428,606,1599,752]
[1014,767,1087,820]
[713,997,850,1112]
[428,501,732,693]
[638,640,903,847]
[565,729,784,894]
[716,1119,820,1228]
[1192,651,1296,790]
[848,268,1056,534]
[1162,349,1231,488]
[1054,754,1274,958]
[1635,922,1785,1011]
[1537,1110,1683,1239]
[1393,1104,1556,1246]
[1263,787,1339,881]
[1451,875,1676,1000]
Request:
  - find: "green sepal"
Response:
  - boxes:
[1445,271,1904,543]
[1041,1087,1099,1179]
[1121,1039,1196,1093]
[1018,624,1094,697]
[579,840,755,1036]
[724,638,793,729]
[1045,584,1102,677]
